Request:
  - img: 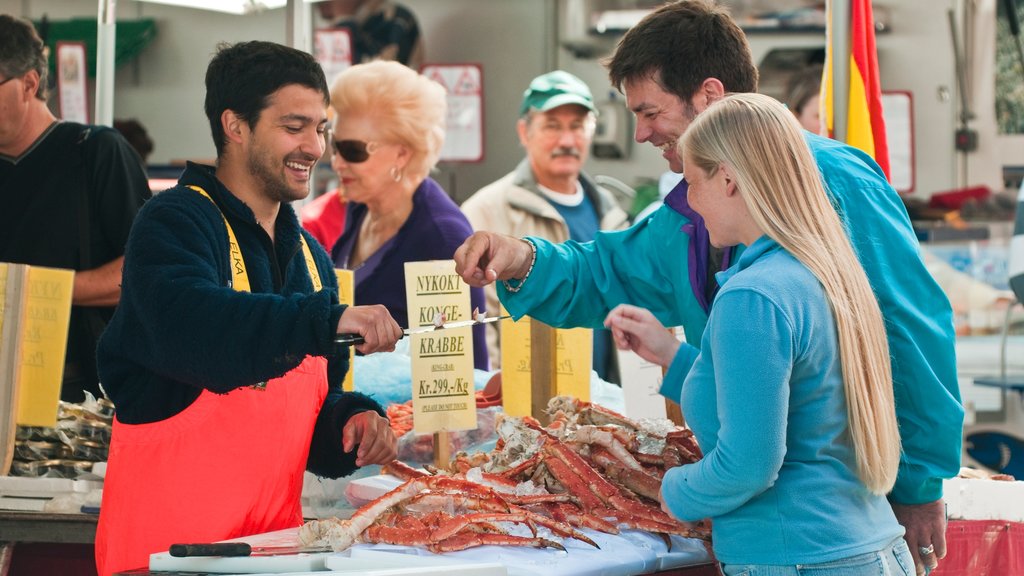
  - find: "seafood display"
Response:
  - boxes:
[301,396,710,554]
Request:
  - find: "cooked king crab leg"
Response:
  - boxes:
[430,509,600,549]
[300,476,510,552]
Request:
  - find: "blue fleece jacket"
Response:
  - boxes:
[661,236,904,564]
[98,163,382,478]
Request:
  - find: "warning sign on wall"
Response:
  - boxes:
[421,64,484,163]
[314,29,354,86]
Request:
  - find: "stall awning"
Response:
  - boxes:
[34,18,157,78]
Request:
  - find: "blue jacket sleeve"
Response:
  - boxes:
[812,136,963,504]
[658,343,700,404]
[499,206,711,346]
[662,289,792,522]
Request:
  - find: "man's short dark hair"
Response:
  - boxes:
[605,0,758,102]
[0,14,49,101]
[204,41,329,157]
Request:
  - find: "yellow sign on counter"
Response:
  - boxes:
[500,311,592,417]
[404,261,476,434]
[0,263,74,428]
[335,269,355,392]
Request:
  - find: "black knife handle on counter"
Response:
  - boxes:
[169,542,252,557]
[334,333,367,346]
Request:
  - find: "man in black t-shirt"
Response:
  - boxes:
[0,15,150,402]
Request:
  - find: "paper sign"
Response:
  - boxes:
[56,42,88,124]
[0,264,74,427]
[421,64,484,162]
[618,326,686,420]
[500,312,592,418]
[335,269,355,392]
[315,29,353,86]
[405,261,476,433]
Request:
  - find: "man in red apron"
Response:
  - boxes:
[94,41,404,576]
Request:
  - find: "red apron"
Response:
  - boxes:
[96,186,329,575]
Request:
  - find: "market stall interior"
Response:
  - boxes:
[3,0,1024,575]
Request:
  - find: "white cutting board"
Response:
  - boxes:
[328,548,506,575]
[149,527,331,574]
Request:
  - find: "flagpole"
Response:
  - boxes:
[831,0,851,143]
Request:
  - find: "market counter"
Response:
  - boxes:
[132,526,715,576]
[931,520,1023,575]
[0,511,98,576]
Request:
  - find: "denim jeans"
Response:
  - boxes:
[721,538,915,576]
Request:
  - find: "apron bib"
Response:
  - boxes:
[96,186,327,575]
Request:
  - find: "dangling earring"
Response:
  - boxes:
[389,166,403,182]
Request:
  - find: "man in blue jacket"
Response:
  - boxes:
[95,41,403,575]
[454,2,962,574]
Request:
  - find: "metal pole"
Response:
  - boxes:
[831,0,851,143]
[285,0,311,53]
[95,0,117,126]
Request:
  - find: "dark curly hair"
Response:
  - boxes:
[605,0,758,101]
[204,41,329,157]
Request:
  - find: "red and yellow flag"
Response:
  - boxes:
[823,0,890,179]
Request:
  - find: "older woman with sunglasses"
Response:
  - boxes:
[329,60,488,370]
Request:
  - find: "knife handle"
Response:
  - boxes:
[169,542,252,557]
[334,333,365,345]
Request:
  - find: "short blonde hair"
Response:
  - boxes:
[682,93,900,495]
[330,60,446,181]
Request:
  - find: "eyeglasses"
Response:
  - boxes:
[535,118,596,140]
[332,139,378,164]
[0,75,21,87]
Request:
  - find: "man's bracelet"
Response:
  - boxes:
[501,238,538,294]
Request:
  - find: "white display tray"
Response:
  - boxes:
[943,477,1024,522]
[328,548,506,575]
[0,475,103,498]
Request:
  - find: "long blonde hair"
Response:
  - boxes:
[681,93,900,494]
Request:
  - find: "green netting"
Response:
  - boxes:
[34,18,157,79]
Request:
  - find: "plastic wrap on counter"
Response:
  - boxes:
[395,406,501,465]
[58,392,115,423]
[10,459,95,479]
[56,418,111,445]
[10,391,112,478]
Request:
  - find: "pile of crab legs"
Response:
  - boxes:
[300,396,710,555]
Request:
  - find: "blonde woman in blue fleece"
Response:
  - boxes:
[605,93,913,576]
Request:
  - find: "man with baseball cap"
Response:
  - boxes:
[461,70,628,380]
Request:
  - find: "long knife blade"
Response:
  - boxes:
[168,542,332,557]
[334,315,511,346]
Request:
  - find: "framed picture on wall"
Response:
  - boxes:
[421,63,484,163]
[881,91,915,194]
[56,42,88,124]
[314,28,353,86]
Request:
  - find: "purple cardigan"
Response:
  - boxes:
[332,177,489,370]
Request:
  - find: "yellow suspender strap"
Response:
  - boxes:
[187,185,323,293]
[300,237,323,292]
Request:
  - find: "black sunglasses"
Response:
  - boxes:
[332,139,377,164]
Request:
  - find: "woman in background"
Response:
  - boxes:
[605,93,911,575]
[329,60,488,370]
[784,64,824,135]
